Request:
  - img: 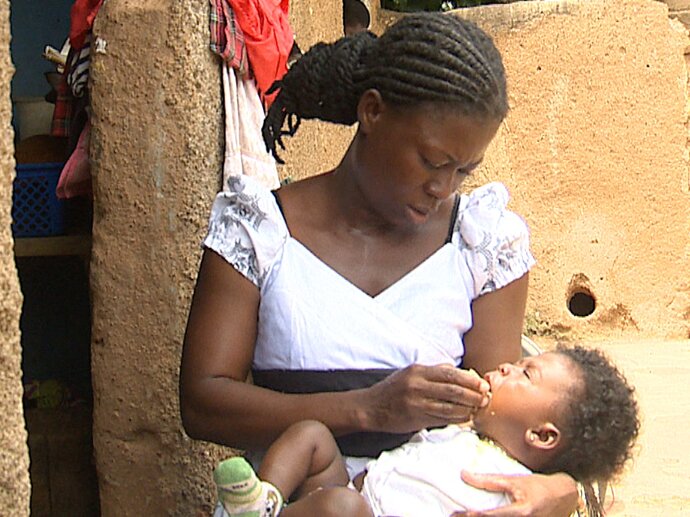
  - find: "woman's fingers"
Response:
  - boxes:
[364,364,492,432]
[429,364,490,394]
[449,472,531,517]
[421,402,474,424]
[418,365,490,408]
[460,471,523,493]
[422,377,488,408]
[454,471,578,517]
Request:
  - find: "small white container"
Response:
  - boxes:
[13,96,55,141]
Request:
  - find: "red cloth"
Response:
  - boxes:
[51,71,73,138]
[57,120,92,199]
[228,0,293,107]
[70,0,104,50]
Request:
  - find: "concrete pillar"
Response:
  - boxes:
[0,0,31,513]
[89,0,343,514]
[89,1,225,514]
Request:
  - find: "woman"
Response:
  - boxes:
[180,13,579,516]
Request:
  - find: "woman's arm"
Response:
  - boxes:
[461,273,529,374]
[179,250,365,449]
[179,250,490,450]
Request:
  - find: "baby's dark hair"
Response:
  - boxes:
[263,12,508,162]
[544,345,640,484]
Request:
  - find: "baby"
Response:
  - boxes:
[213,345,639,517]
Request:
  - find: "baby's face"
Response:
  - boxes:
[473,353,577,456]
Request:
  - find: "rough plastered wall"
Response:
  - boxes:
[89,0,343,514]
[0,0,30,513]
[0,0,31,516]
[457,0,690,340]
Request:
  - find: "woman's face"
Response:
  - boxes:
[352,94,501,230]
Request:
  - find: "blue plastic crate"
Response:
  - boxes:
[12,163,66,237]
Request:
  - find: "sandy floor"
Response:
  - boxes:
[534,338,690,517]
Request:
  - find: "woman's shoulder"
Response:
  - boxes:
[209,174,288,235]
[453,182,535,296]
[269,172,337,235]
[203,175,289,288]
[455,182,526,246]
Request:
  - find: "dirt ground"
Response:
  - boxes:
[534,338,690,517]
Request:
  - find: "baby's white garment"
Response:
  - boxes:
[361,426,530,516]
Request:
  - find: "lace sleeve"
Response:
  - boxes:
[456,182,536,298]
[203,175,288,289]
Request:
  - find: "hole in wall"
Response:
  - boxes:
[568,289,596,318]
[567,273,596,318]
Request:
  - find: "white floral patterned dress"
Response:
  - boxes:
[203,174,535,474]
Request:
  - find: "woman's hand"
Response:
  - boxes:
[360,364,490,434]
[450,471,579,517]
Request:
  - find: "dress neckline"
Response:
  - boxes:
[270,190,460,299]
[289,236,453,299]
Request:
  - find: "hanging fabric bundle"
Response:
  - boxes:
[222,63,280,191]
[67,34,91,99]
[209,0,281,190]
[210,0,250,74]
[227,0,294,108]
[69,0,105,51]
[57,120,92,200]
[53,0,105,198]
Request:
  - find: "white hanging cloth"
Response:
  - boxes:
[222,62,280,191]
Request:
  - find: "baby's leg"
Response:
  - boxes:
[259,420,350,500]
[280,487,373,517]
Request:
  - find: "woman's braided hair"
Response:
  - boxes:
[263,12,508,163]
[544,346,640,485]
